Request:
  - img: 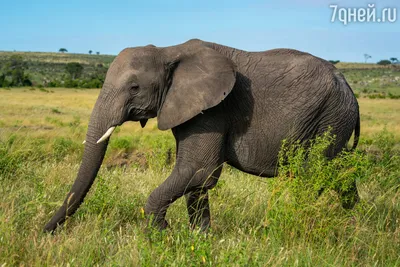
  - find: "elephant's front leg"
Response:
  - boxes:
[144,123,225,230]
[144,167,195,229]
[144,165,221,230]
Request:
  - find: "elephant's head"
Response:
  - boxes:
[44,39,236,233]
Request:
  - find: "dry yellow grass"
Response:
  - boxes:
[1,88,398,140]
[0,88,159,142]
[359,98,400,138]
[336,62,398,69]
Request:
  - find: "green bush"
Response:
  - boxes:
[388,92,400,99]
[47,80,63,87]
[65,62,83,80]
[52,137,79,161]
[263,131,369,243]
[109,136,138,152]
[0,55,32,87]
[145,134,175,171]
[329,60,340,65]
[0,135,48,179]
[377,60,392,66]
[368,93,386,99]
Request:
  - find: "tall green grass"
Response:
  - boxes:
[1,127,399,266]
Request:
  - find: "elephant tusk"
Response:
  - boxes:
[96,126,116,144]
[82,140,86,144]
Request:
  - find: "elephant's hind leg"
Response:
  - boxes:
[186,191,210,230]
[186,165,222,231]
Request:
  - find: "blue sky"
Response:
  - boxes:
[1,0,398,62]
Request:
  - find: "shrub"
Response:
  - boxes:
[377,60,391,66]
[65,62,84,80]
[263,131,370,243]
[0,55,32,87]
[52,137,79,161]
[368,93,386,99]
[388,92,400,99]
[64,78,79,88]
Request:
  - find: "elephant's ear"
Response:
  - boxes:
[157,45,236,130]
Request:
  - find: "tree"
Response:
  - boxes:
[0,74,5,87]
[364,54,372,63]
[59,48,68,53]
[329,60,340,65]
[65,62,83,80]
[377,60,392,66]
[0,55,32,87]
[96,52,100,55]
[89,50,93,55]
[390,57,398,64]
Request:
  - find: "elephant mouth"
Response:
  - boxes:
[127,107,157,121]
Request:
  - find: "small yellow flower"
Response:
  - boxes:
[140,207,145,218]
[191,245,194,251]
[202,256,206,263]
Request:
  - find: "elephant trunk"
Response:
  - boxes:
[44,93,118,233]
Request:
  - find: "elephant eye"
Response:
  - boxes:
[131,84,139,92]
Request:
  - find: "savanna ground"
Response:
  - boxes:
[0,86,399,266]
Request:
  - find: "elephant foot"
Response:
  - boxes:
[338,181,360,209]
[340,189,360,209]
[189,213,211,232]
[189,218,210,232]
[146,214,169,231]
[190,221,210,232]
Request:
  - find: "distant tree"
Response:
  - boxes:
[0,55,32,86]
[329,60,340,65]
[390,57,398,64]
[0,74,5,87]
[89,50,93,55]
[377,60,392,66]
[96,52,100,55]
[7,55,26,85]
[59,48,68,53]
[65,62,84,79]
[364,54,372,63]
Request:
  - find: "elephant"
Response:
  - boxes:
[44,39,360,233]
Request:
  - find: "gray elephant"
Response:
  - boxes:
[44,39,360,233]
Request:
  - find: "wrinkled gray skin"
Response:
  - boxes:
[44,39,360,233]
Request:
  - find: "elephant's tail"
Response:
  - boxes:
[351,112,360,151]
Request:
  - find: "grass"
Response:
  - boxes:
[341,67,400,97]
[1,88,399,266]
[335,62,397,69]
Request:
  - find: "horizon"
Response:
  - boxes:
[1,0,399,63]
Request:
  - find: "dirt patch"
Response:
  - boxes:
[105,151,148,170]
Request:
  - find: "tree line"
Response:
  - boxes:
[0,55,107,88]
[329,57,399,66]
[59,48,100,55]
[0,55,32,87]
